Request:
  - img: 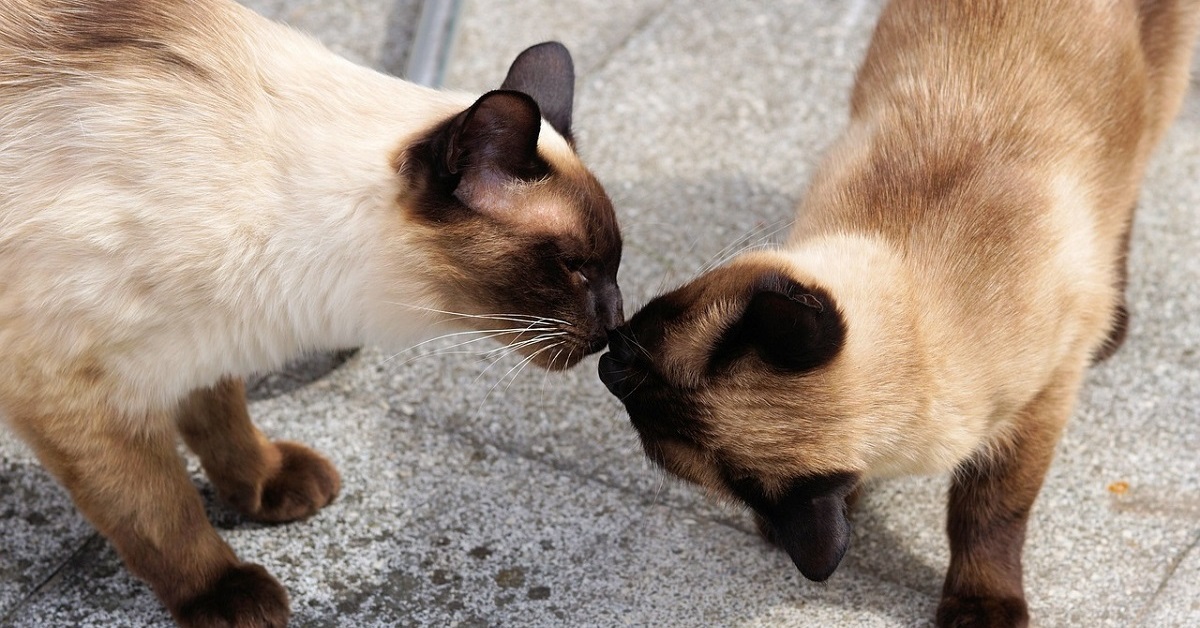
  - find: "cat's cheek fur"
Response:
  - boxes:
[392,101,622,367]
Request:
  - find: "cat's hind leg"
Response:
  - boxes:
[177,376,340,523]
[8,404,289,627]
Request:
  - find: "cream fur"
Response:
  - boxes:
[0,0,572,420]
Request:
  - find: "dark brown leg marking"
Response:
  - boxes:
[174,562,290,628]
[12,406,289,627]
[938,376,1078,628]
[177,377,341,523]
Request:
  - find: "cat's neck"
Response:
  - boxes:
[218,12,478,354]
[769,235,995,476]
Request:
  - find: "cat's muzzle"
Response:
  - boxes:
[598,327,639,398]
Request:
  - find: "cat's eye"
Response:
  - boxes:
[558,253,588,279]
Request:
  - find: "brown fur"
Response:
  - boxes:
[178,378,341,523]
[396,103,623,368]
[600,1,1200,625]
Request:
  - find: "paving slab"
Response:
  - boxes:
[3,352,937,627]
[1140,530,1200,626]
[239,0,419,74]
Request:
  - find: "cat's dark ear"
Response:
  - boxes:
[714,275,845,372]
[433,90,545,202]
[500,41,575,141]
[734,473,858,582]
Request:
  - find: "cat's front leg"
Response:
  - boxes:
[938,370,1082,628]
[10,405,289,627]
[177,377,340,523]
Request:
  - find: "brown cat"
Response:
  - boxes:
[0,0,621,626]
[599,1,1199,626]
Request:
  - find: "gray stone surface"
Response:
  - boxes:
[239,0,419,75]
[2,0,1199,626]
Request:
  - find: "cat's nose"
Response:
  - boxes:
[599,326,640,397]
[606,327,637,363]
[598,351,631,396]
[596,282,624,331]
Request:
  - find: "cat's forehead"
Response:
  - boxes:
[625,262,765,384]
[535,144,621,263]
[633,259,777,331]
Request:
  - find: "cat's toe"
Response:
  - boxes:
[174,563,289,628]
[251,441,341,523]
[936,593,1028,628]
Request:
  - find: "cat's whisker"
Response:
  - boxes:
[485,331,570,357]
[383,326,558,363]
[696,217,794,276]
[386,325,566,370]
[694,216,792,276]
[651,469,669,507]
[471,350,512,386]
[388,347,509,370]
[475,341,563,414]
[644,219,787,301]
[700,220,796,272]
[627,330,653,362]
[619,373,649,403]
[382,326,565,369]
[541,347,565,399]
[386,302,574,327]
[504,342,559,392]
[696,234,754,276]
[469,332,568,387]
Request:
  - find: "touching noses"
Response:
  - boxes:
[595,281,624,331]
[598,324,638,397]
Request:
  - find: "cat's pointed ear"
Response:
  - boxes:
[737,473,858,582]
[718,274,846,372]
[500,41,575,141]
[435,89,545,202]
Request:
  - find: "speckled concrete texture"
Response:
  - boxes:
[2,0,1199,626]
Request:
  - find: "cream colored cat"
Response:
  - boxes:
[0,0,621,625]
[599,1,1199,626]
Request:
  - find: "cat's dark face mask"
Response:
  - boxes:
[399,42,624,370]
[598,257,859,582]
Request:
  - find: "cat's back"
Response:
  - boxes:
[0,0,256,90]
[0,0,278,192]
[0,0,376,411]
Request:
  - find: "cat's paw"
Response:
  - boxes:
[936,593,1028,628]
[174,563,289,628]
[249,441,341,523]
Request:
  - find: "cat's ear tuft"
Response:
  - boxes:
[736,473,858,582]
[435,90,545,200]
[500,41,575,141]
[716,274,845,372]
